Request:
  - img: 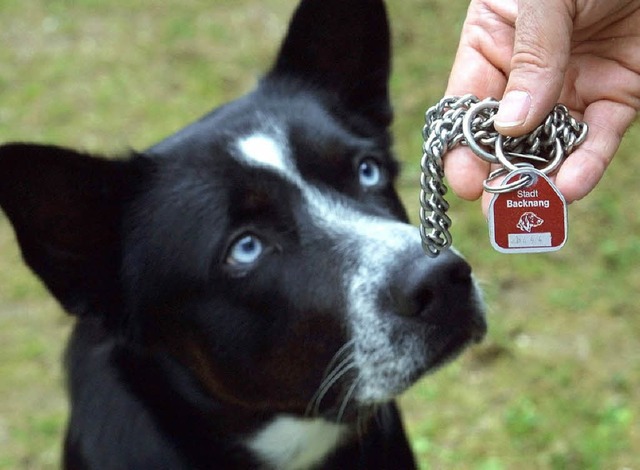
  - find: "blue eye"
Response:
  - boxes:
[358,158,382,187]
[226,234,264,265]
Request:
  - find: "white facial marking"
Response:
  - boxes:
[296,183,429,403]
[237,134,289,173]
[247,415,349,470]
[319,207,427,403]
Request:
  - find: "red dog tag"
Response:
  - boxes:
[488,169,567,254]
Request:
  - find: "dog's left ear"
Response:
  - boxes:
[267,0,392,127]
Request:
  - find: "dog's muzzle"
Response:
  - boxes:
[389,249,486,342]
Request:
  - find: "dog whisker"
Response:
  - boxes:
[336,376,360,424]
[306,360,357,417]
[311,358,357,416]
[322,340,356,378]
[305,341,356,417]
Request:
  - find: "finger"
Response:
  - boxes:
[444,45,505,201]
[445,36,510,99]
[554,100,637,202]
[481,189,493,217]
[494,0,574,136]
[444,45,503,200]
[443,147,491,201]
[442,1,516,199]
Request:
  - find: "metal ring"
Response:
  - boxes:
[462,99,500,163]
[494,134,518,171]
[482,163,534,194]
[538,138,565,175]
[495,134,564,176]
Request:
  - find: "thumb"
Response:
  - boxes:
[494,0,574,136]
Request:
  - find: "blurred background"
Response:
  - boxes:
[0,0,638,468]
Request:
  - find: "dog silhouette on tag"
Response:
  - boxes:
[516,212,544,232]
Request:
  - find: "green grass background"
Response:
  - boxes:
[0,0,638,468]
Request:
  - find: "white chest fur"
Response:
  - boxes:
[246,415,350,470]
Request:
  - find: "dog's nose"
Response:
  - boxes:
[389,250,477,326]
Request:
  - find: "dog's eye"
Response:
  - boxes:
[226,234,264,265]
[358,158,382,188]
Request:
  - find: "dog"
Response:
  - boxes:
[517,212,545,233]
[0,0,486,468]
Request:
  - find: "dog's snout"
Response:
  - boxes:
[390,251,475,323]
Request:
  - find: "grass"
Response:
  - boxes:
[0,0,638,468]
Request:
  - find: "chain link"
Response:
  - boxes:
[419,94,588,257]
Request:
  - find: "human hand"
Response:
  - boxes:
[444,0,640,214]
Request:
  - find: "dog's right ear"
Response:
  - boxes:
[0,143,146,317]
[267,0,392,127]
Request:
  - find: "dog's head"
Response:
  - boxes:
[0,0,484,422]
[517,211,544,232]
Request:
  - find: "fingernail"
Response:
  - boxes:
[495,90,531,128]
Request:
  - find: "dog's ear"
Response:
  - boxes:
[268,0,392,127]
[0,143,144,317]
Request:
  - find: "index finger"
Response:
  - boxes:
[443,4,515,199]
[443,46,507,200]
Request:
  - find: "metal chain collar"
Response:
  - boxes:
[419,94,588,257]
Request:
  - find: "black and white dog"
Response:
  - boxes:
[0,0,485,468]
